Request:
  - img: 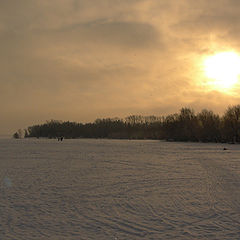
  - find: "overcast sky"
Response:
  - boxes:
[1,0,240,134]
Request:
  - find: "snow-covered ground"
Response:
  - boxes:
[0,138,240,239]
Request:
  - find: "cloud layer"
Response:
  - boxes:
[1,0,240,134]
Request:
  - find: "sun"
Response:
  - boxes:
[203,51,240,91]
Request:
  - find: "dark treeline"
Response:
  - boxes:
[14,105,240,143]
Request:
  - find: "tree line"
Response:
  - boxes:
[13,105,240,143]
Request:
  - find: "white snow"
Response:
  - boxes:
[0,138,240,239]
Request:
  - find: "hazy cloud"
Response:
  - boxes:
[1,0,240,134]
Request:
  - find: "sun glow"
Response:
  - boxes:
[203,51,240,91]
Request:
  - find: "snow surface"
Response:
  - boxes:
[0,138,240,239]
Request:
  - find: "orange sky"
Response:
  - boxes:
[1,0,240,134]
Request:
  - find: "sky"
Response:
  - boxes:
[1,0,240,134]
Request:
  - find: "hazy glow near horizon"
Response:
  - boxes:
[203,51,240,91]
[2,1,240,134]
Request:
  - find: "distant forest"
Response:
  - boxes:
[13,105,240,143]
